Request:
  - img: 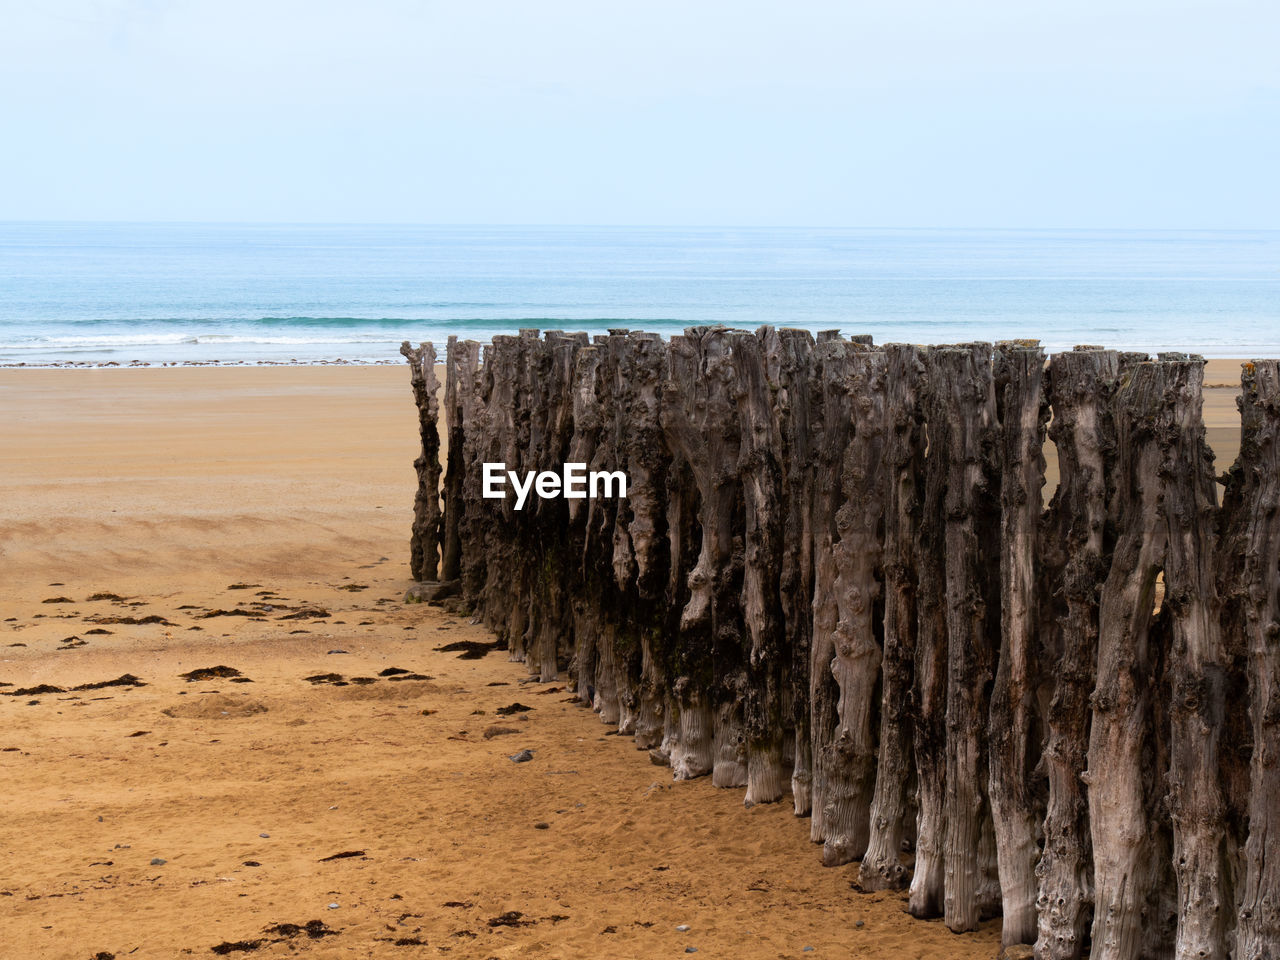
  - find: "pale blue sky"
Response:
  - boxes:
[2,0,1276,226]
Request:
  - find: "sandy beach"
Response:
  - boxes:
[0,360,1249,959]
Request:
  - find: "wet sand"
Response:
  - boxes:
[0,361,1249,958]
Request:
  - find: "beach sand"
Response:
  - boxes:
[0,361,1247,958]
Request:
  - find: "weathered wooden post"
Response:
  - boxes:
[614,333,671,750]
[1087,355,1178,960]
[860,342,925,891]
[1035,346,1120,960]
[593,334,640,731]
[761,327,819,818]
[909,344,952,920]
[442,336,480,582]
[726,330,788,804]
[526,332,587,681]
[660,327,743,780]
[400,340,442,581]
[1158,354,1234,960]
[988,340,1048,946]
[809,336,859,847]
[937,343,1002,934]
[1222,359,1280,959]
[567,344,603,707]
[822,346,888,865]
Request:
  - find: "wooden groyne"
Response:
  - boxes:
[402,327,1280,959]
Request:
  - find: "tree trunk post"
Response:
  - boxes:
[860,342,925,891]
[1035,346,1120,960]
[822,346,888,865]
[1087,355,1178,960]
[989,340,1049,945]
[400,340,442,581]
[1223,360,1280,959]
[937,343,1001,934]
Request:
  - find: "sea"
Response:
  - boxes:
[1,222,1277,365]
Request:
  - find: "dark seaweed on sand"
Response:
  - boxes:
[86,614,172,626]
[180,665,242,682]
[488,911,533,927]
[317,849,365,862]
[434,639,502,660]
[75,674,146,691]
[277,608,330,620]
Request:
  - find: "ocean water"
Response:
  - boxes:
[1,222,1277,364]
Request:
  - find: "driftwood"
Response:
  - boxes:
[402,329,1280,960]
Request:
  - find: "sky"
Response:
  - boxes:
[1,0,1277,227]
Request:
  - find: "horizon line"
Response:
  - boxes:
[2,220,1278,233]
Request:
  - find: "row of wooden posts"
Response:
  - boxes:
[400,327,1280,960]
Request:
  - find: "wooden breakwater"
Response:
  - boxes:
[401,328,1280,960]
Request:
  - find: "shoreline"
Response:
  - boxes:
[0,358,406,368]
[4,355,1277,371]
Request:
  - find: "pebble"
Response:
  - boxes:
[534,821,550,830]
[259,833,270,838]
[509,749,534,763]
[327,649,348,655]
[328,902,340,909]
[685,949,698,955]
[150,858,166,865]
[676,924,690,932]
[803,948,814,953]
[855,920,864,928]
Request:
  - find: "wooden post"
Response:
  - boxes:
[1159,355,1233,960]
[936,344,1001,934]
[1222,359,1280,958]
[822,346,888,864]
[761,327,819,818]
[988,340,1048,945]
[732,330,788,805]
[400,340,442,581]
[909,344,951,919]
[442,336,480,582]
[1087,356,1177,960]
[860,343,925,891]
[809,337,859,847]
[1035,346,1120,960]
